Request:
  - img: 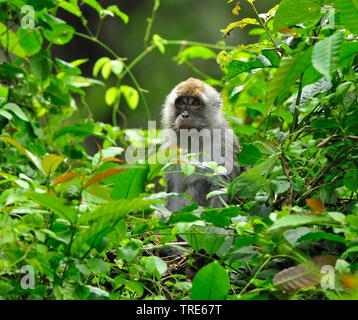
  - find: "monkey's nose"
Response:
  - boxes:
[182,111,189,118]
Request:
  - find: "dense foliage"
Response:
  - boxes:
[0,0,358,300]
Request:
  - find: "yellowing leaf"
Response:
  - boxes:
[232,3,241,15]
[1,136,44,174]
[306,198,325,212]
[53,172,79,185]
[42,154,64,176]
[221,18,259,36]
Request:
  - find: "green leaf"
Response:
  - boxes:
[93,57,110,77]
[298,231,346,243]
[238,144,262,166]
[1,136,45,174]
[152,34,165,54]
[176,46,216,64]
[30,51,52,81]
[140,256,167,279]
[2,103,29,122]
[312,33,343,80]
[0,22,26,58]
[269,215,332,232]
[201,207,240,227]
[120,85,139,110]
[27,192,77,224]
[226,50,280,80]
[43,16,75,45]
[101,61,112,79]
[42,154,64,176]
[271,180,290,194]
[78,198,157,224]
[110,60,124,75]
[311,118,339,128]
[106,5,129,24]
[111,166,149,200]
[335,0,358,34]
[87,258,109,274]
[105,87,118,106]
[344,169,358,192]
[190,261,230,300]
[117,240,142,262]
[228,154,279,199]
[18,28,43,56]
[273,0,323,31]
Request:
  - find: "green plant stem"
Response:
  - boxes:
[290,73,304,134]
[249,2,278,49]
[238,255,271,296]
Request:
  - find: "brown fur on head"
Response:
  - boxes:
[161,77,226,131]
[176,78,205,97]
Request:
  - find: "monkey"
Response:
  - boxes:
[160,77,242,212]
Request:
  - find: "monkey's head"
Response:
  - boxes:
[162,78,225,131]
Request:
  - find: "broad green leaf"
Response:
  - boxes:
[30,51,52,81]
[78,198,157,224]
[117,239,142,262]
[43,17,75,45]
[106,5,129,24]
[1,136,45,174]
[228,154,279,199]
[335,0,358,34]
[271,180,290,194]
[87,258,109,274]
[140,256,167,279]
[176,46,216,64]
[120,85,139,110]
[273,0,323,31]
[312,33,343,80]
[298,231,346,243]
[311,118,339,128]
[2,103,29,122]
[111,166,149,200]
[238,144,262,166]
[42,154,64,176]
[344,169,358,192]
[269,215,332,232]
[18,28,43,56]
[190,261,230,300]
[0,22,26,58]
[27,192,77,224]
[226,50,280,80]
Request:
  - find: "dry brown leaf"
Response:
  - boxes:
[273,255,337,292]
[306,198,326,212]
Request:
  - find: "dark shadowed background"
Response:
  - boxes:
[53,0,278,129]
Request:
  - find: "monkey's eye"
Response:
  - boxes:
[191,98,202,110]
[175,97,186,108]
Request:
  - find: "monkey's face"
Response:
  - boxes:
[162,78,223,131]
[174,95,205,130]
